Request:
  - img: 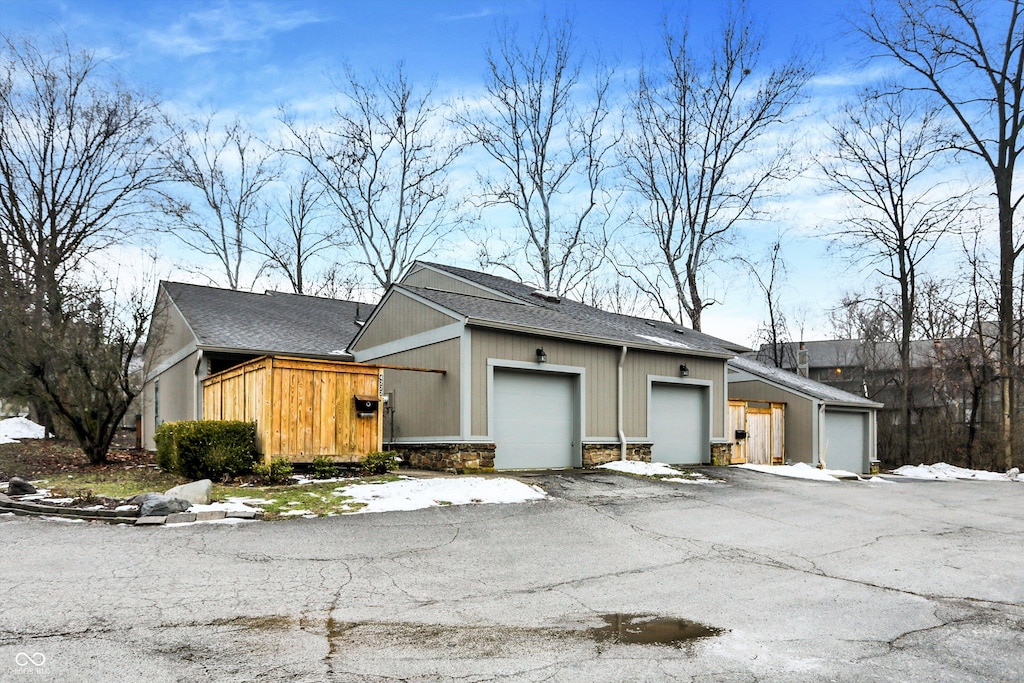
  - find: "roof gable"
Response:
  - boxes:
[159,281,372,358]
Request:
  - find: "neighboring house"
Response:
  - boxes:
[141,282,371,450]
[348,262,749,471]
[754,337,1000,462]
[728,356,882,474]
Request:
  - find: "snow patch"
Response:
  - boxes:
[596,460,721,483]
[0,416,46,444]
[733,462,842,482]
[891,463,1023,482]
[335,476,547,514]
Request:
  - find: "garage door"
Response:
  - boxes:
[650,383,706,464]
[823,410,868,474]
[492,370,576,469]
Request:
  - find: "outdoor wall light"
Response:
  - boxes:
[536,348,547,363]
[679,363,689,377]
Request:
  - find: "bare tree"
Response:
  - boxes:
[284,63,461,290]
[161,114,279,290]
[0,34,162,442]
[0,283,150,463]
[250,171,341,295]
[859,0,1024,468]
[458,17,618,296]
[619,6,809,330]
[742,237,793,367]
[822,86,969,462]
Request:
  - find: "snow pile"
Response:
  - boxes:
[0,416,46,444]
[891,463,1023,482]
[733,462,847,482]
[596,460,721,483]
[334,476,547,514]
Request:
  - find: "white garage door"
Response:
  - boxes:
[492,370,576,469]
[823,410,868,474]
[650,383,707,464]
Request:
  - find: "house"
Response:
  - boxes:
[728,356,882,474]
[755,337,999,463]
[141,282,371,451]
[348,262,749,471]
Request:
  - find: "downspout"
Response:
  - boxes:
[618,345,627,460]
[194,350,204,420]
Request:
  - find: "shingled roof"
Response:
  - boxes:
[159,281,372,358]
[728,355,882,407]
[395,262,749,357]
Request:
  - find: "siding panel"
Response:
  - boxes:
[354,291,458,351]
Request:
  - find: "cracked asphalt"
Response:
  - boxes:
[1,468,1023,682]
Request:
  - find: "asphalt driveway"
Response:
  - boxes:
[1,468,1022,682]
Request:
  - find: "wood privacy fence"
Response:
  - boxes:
[202,356,383,464]
[728,399,785,466]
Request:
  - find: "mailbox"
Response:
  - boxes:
[354,395,380,416]
[734,429,747,440]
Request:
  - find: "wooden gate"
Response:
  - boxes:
[729,400,785,465]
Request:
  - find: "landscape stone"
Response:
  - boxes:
[225,510,259,519]
[7,477,37,495]
[164,480,212,505]
[134,516,167,526]
[165,512,197,524]
[139,494,192,517]
[194,510,227,521]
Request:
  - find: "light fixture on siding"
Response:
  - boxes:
[536,348,547,363]
[679,363,689,377]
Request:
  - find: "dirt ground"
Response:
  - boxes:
[0,430,154,480]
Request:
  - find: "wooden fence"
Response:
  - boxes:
[203,356,383,463]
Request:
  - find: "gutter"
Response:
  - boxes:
[618,345,627,460]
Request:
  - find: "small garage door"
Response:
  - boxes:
[492,370,576,469]
[650,383,707,464]
[823,410,868,474]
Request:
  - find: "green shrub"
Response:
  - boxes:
[154,421,258,480]
[254,457,294,485]
[361,450,399,476]
[310,455,339,480]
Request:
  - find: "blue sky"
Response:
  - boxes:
[1,0,937,345]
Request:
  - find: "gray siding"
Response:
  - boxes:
[625,349,726,440]
[142,351,199,450]
[470,328,618,438]
[352,291,458,352]
[729,379,815,464]
[469,329,727,441]
[376,339,461,439]
[145,290,197,370]
[404,266,512,301]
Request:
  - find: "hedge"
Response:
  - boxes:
[154,420,258,480]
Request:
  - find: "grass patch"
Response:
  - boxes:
[213,474,405,520]
[30,467,186,499]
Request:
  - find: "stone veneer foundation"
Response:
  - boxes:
[710,442,734,466]
[391,443,496,473]
[582,443,652,467]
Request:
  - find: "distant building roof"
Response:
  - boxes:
[754,337,987,372]
[729,355,883,407]
[397,262,749,357]
[159,281,372,359]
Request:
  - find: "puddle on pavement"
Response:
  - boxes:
[588,613,722,646]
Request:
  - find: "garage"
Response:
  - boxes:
[823,409,869,474]
[492,370,577,470]
[649,383,708,464]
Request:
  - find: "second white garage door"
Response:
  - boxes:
[492,370,577,470]
[650,383,707,464]
[823,409,868,474]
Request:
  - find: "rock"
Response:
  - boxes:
[7,477,37,495]
[164,479,212,505]
[138,494,192,517]
[165,512,197,524]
